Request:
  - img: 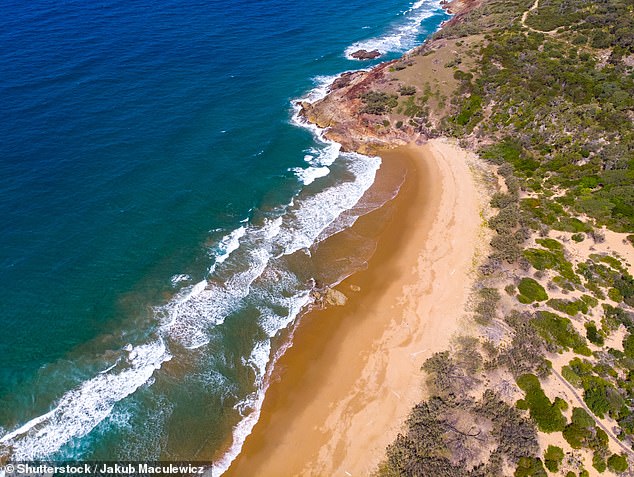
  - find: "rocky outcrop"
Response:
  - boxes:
[350,49,382,60]
[298,60,414,154]
[311,286,348,307]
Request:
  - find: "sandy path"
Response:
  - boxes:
[224,138,486,477]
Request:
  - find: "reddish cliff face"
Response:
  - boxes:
[297,0,483,155]
[299,61,416,154]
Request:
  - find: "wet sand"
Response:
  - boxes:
[224,138,484,477]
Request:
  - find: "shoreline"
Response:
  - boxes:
[225,138,486,476]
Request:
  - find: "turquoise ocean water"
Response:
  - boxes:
[0,0,449,471]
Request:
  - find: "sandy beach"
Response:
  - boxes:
[224,138,486,476]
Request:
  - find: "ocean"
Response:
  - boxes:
[0,0,449,471]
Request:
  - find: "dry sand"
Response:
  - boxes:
[224,138,485,477]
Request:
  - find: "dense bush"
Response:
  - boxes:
[517,278,548,303]
[585,322,605,346]
[516,374,567,432]
[532,311,592,355]
[543,445,564,472]
[523,240,579,284]
[607,453,629,473]
[398,85,416,96]
[546,298,589,316]
[499,311,552,378]
[475,287,501,324]
[514,457,547,476]
[359,91,398,114]
[491,233,523,263]
[623,333,634,358]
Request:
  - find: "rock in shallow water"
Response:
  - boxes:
[351,49,381,60]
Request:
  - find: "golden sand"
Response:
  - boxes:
[224,138,484,477]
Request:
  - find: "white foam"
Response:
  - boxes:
[170,274,191,287]
[344,0,443,59]
[299,74,341,103]
[211,289,312,477]
[290,165,330,185]
[214,226,246,265]
[0,340,170,459]
[208,226,247,274]
[158,220,282,350]
[408,0,428,12]
[258,290,312,338]
[248,340,271,383]
[1,59,384,469]
[276,154,382,256]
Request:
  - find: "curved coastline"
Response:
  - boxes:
[220,1,487,473]
[224,138,487,475]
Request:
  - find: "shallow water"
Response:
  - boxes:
[0,0,449,467]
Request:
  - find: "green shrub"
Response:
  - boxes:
[398,85,416,96]
[609,287,624,302]
[516,374,567,432]
[585,322,604,346]
[580,294,599,308]
[518,278,548,303]
[532,311,591,355]
[583,378,624,419]
[536,238,563,251]
[614,274,634,306]
[515,457,547,477]
[544,445,564,472]
[523,244,579,284]
[623,333,634,358]
[523,248,558,270]
[454,94,483,127]
[607,453,629,473]
[547,298,588,316]
[563,408,594,448]
[593,453,607,473]
[562,365,583,387]
[359,91,398,114]
[453,69,473,81]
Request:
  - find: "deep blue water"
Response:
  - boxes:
[0,0,448,469]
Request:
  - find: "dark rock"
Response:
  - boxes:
[350,49,381,60]
[331,72,354,90]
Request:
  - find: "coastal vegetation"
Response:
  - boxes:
[301,0,634,471]
[360,0,634,473]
